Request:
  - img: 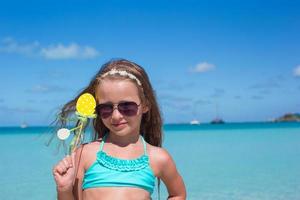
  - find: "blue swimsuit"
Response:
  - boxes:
[82,134,156,194]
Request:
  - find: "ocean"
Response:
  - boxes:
[0,122,300,200]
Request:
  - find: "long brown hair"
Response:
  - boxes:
[56,58,163,147]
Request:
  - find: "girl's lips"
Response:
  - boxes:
[112,122,127,127]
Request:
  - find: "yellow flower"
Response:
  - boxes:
[76,93,96,116]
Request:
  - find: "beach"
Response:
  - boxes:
[0,123,300,200]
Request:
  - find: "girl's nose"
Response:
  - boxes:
[111,106,123,120]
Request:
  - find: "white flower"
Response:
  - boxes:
[101,69,142,86]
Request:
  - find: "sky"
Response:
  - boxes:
[0,0,300,126]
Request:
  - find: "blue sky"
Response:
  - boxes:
[0,0,300,126]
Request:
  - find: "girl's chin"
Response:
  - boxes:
[111,123,128,131]
[110,125,130,135]
[109,126,139,137]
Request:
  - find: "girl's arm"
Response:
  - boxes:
[72,145,85,200]
[54,145,85,200]
[156,149,187,200]
[57,190,74,200]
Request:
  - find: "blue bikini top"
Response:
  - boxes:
[82,134,156,194]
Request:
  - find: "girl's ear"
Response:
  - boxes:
[142,104,149,113]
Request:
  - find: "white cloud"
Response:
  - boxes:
[26,84,67,93]
[41,43,99,59]
[293,65,300,77]
[0,106,40,114]
[0,37,100,60]
[192,62,215,73]
[0,37,39,55]
[81,46,99,58]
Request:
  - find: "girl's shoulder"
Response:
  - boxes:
[74,138,103,168]
[146,144,174,173]
[147,144,168,156]
[146,143,180,180]
[76,138,103,152]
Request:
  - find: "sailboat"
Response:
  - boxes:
[190,103,200,125]
[211,117,224,124]
[190,119,200,125]
[210,102,225,124]
[20,121,28,128]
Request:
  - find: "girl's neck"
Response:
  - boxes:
[107,132,140,147]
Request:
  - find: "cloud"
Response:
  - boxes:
[38,70,65,80]
[157,92,192,102]
[157,92,194,112]
[0,37,39,56]
[41,43,99,59]
[194,99,212,105]
[191,62,215,73]
[163,101,193,112]
[0,37,100,60]
[251,95,264,100]
[259,89,271,95]
[293,65,300,77]
[210,88,225,98]
[26,84,67,93]
[249,80,280,90]
[0,106,40,114]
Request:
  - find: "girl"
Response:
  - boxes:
[52,59,186,200]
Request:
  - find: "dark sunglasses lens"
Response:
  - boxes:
[96,102,139,118]
[118,102,138,116]
[96,104,113,118]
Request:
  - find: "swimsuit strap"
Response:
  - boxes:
[99,134,107,151]
[141,136,147,155]
[99,134,147,155]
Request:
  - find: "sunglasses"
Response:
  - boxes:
[96,101,141,119]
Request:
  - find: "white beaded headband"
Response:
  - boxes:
[100,69,142,86]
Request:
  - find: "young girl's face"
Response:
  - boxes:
[96,79,148,137]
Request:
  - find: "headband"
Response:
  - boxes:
[101,69,142,86]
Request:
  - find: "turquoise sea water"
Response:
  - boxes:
[0,122,300,200]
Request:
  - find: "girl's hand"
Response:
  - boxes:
[52,152,76,192]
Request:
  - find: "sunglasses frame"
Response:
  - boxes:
[95,101,141,119]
